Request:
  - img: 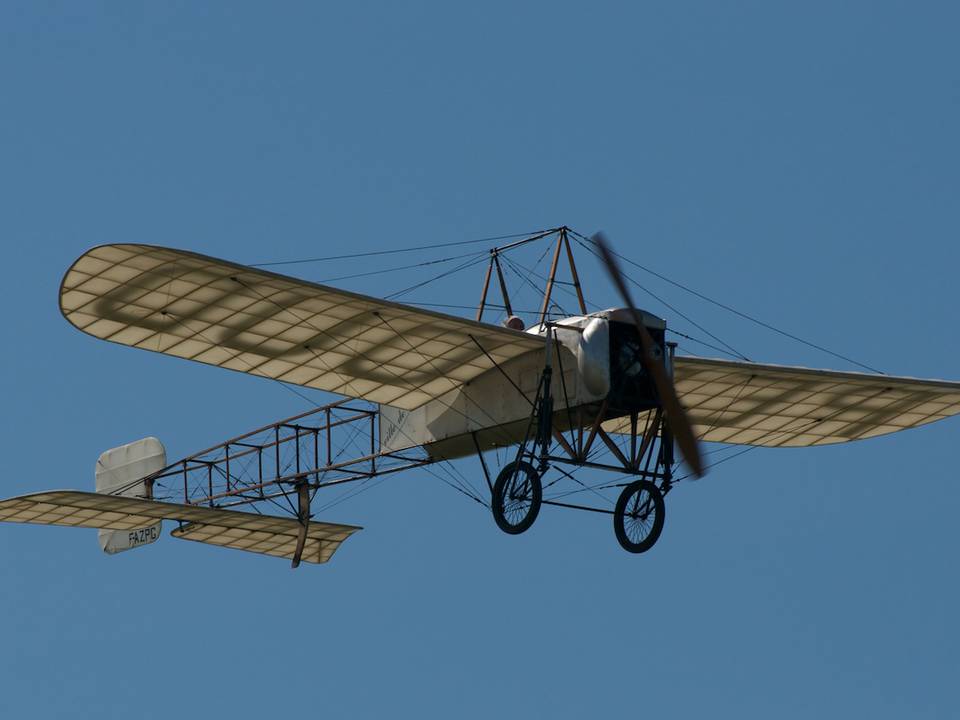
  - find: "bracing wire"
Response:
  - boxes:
[569,229,884,374]
[571,234,750,361]
[386,253,492,300]
[234,228,571,510]
[249,229,557,268]
[312,249,489,284]
[240,222,871,507]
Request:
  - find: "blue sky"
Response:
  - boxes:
[1,2,958,717]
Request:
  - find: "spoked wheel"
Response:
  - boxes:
[613,480,665,553]
[491,461,542,535]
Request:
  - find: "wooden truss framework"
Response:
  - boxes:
[476,227,588,325]
[142,400,433,529]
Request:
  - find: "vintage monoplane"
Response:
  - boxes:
[2,228,959,567]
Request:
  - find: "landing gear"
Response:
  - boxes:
[613,480,665,553]
[483,322,675,552]
[491,461,542,535]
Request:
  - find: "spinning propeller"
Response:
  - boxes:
[593,233,705,479]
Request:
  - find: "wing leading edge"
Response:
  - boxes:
[60,244,542,410]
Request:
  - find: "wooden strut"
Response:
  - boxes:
[597,427,631,469]
[633,409,662,470]
[476,257,494,322]
[472,432,493,494]
[538,236,564,326]
[538,227,589,325]
[562,228,588,314]
[291,481,310,569]
[580,398,609,461]
[576,408,584,459]
[493,253,513,317]
[476,228,588,324]
[552,429,578,461]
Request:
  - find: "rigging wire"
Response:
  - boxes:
[404,301,545,313]
[569,229,884,374]
[498,256,548,310]
[498,238,749,363]
[386,253,491,300]
[375,312,547,479]
[156,306,485,508]
[499,255,573,321]
[145,315,381,503]
[370,231,759,487]
[571,235,749,361]
[230,277,504,504]
[311,249,489,284]
[666,329,745,361]
[501,254,575,314]
[249,229,558,268]
[495,240,560,321]
[237,228,571,510]
[237,222,867,506]
[135,226,763,517]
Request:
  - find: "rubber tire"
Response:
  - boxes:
[492,461,542,535]
[613,480,665,553]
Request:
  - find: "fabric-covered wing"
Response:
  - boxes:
[669,356,960,447]
[0,491,359,564]
[60,244,542,410]
[170,522,348,564]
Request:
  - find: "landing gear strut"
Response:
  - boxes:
[483,324,677,554]
[489,328,555,537]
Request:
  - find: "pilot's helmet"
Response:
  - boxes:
[503,315,525,331]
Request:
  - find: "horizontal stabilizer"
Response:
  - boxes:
[0,491,360,565]
[172,520,350,565]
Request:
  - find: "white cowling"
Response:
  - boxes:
[578,317,610,398]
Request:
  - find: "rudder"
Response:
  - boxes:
[95,437,166,554]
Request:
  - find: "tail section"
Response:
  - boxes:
[95,437,166,554]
